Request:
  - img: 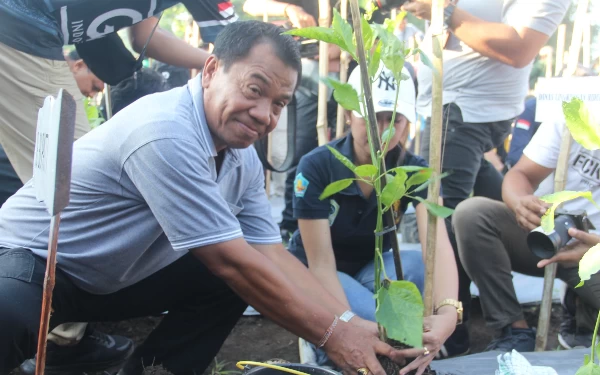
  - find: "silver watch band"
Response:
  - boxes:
[339,310,356,322]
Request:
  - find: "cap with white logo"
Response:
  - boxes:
[347,63,416,124]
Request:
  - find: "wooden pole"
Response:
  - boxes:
[348,0,404,281]
[35,216,61,375]
[104,85,113,120]
[535,126,572,351]
[190,21,201,78]
[423,0,445,317]
[335,0,350,139]
[316,0,331,146]
[582,15,591,67]
[565,0,589,76]
[544,47,554,78]
[555,24,566,76]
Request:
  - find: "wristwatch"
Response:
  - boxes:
[339,310,356,323]
[443,2,457,29]
[435,299,463,325]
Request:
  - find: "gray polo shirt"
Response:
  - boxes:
[0,75,281,294]
[416,0,569,123]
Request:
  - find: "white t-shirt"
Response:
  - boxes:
[416,0,570,123]
[523,121,600,228]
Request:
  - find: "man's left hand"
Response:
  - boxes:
[537,228,600,268]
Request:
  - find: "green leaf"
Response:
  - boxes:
[319,178,354,200]
[381,126,396,145]
[388,166,429,173]
[283,27,343,48]
[381,170,408,207]
[355,164,378,179]
[376,280,423,348]
[584,354,591,365]
[327,145,357,172]
[414,197,454,218]
[406,169,433,188]
[381,41,405,79]
[563,98,600,151]
[540,191,598,232]
[416,48,436,75]
[575,362,600,375]
[361,16,375,51]
[323,78,362,114]
[332,9,356,58]
[411,171,450,193]
[578,244,600,287]
[368,42,382,78]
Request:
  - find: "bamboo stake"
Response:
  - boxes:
[316,0,331,146]
[348,0,404,281]
[565,0,589,76]
[582,15,591,67]
[423,0,445,317]
[555,24,566,76]
[104,85,113,120]
[35,216,61,375]
[544,47,554,78]
[335,0,350,139]
[535,126,572,351]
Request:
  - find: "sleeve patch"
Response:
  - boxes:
[294,173,310,198]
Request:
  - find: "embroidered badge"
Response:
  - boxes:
[515,119,531,131]
[294,173,309,198]
[328,199,340,226]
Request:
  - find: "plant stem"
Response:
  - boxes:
[591,311,600,363]
[423,0,445,318]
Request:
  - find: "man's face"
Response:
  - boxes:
[72,60,105,98]
[202,43,297,151]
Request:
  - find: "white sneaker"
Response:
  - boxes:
[298,338,318,365]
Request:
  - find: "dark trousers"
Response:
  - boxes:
[454,197,600,331]
[0,249,247,375]
[420,103,512,322]
[280,88,338,231]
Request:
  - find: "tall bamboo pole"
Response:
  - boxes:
[582,15,591,67]
[555,24,566,76]
[316,0,331,146]
[423,0,445,317]
[565,0,589,76]
[335,0,350,139]
[535,127,572,351]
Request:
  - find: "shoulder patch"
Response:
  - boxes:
[294,173,309,198]
[328,199,340,226]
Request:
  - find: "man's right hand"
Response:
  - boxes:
[323,321,425,375]
[285,5,317,28]
[514,195,550,231]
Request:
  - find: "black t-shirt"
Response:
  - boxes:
[289,134,430,275]
[0,0,237,60]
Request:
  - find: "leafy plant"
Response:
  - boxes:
[210,358,241,375]
[285,8,448,348]
[84,97,105,129]
[535,98,600,375]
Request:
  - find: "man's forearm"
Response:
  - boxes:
[259,245,351,316]
[193,241,335,344]
[448,8,545,68]
[130,19,210,70]
[502,169,536,212]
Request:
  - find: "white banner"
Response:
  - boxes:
[535,77,600,123]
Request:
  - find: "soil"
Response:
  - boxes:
[89,299,560,375]
[10,299,562,375]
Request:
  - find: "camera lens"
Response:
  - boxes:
[527,215,576,259]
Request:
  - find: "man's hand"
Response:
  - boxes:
[285,5,317,28]
[537,229,600,268]
[324,322,426,375]
[514,195,550,231]
[401,0,449,21]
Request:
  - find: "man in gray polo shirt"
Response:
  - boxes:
[0,21,423,375]
[402,0,570,358]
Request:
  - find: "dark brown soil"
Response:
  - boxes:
[9,299,562,375]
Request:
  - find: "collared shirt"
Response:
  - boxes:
[290,134,429,275]
[0,74,280,295]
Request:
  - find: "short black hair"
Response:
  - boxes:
[67,49,80,61]
[212,20,302,84]
[110,68,169,114]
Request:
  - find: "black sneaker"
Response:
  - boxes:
[435,323,470,359]
[558,297,594,349]
[19,327,134,375]
[485,326,535,352]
